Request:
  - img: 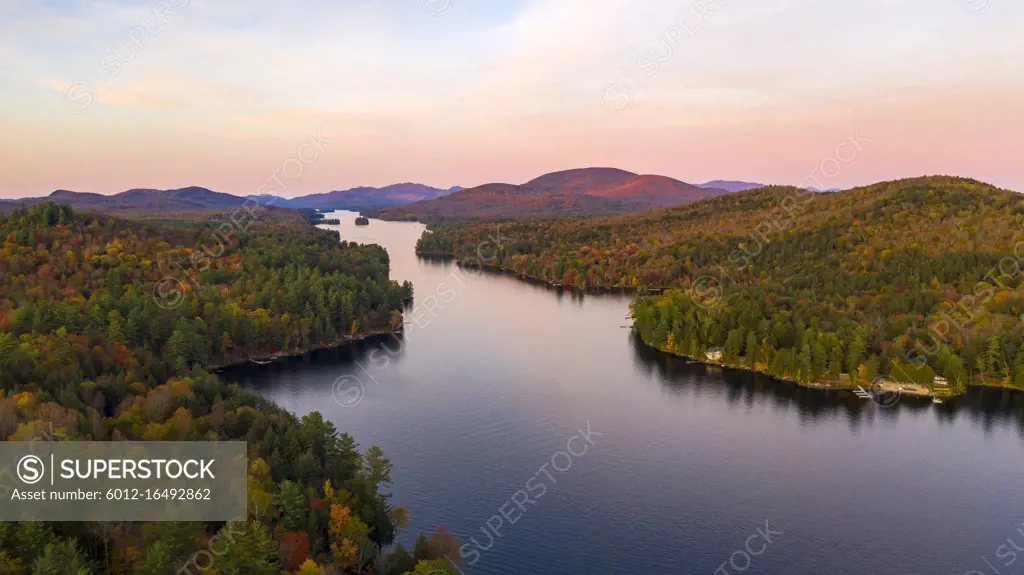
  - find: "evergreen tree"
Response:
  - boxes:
[209,521,278,575]
[412,533,431,562]
[136,541,174,575]
[846,328,867,378]
[279,480,309,533]
[31,539,94,575]
[724,329,744,362]
[798,343,813,382]
[745,331,759,368]
[986,336,1005,380]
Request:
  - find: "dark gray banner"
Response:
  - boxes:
[0,441,247,521]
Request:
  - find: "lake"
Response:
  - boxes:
[223,211,1024,575]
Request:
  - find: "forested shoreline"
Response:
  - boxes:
[0,203,457,574]
[416,177,1024,396]
[3,175,1022,571]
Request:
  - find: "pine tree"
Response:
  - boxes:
[31,539,94,575]
[107,310,125,344]
[413,533,431,562]
[724,329,744,362]
[363,445,394,494]
[279,480,309,533]
[136,541,174,575]
[209,521,278,575]
[798,343,813,382]
[0,522,52,568]
[745,331,759,368]
[306,506,323,555]
[846,328,867,378]
[384,544,417,575]
[771,349,789,378]
[138,521,202,563]
[986,335,1004,379]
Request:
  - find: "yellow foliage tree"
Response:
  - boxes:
[857,362,877,384]
[296,558,325,575]
[247,457,276,520]
[329,504,373,572]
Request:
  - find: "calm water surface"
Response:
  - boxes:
[224,212,1024,575]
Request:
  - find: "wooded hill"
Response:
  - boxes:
[0,203,456,574]
[0,183,460,215]
[416,176,1024,392]
[375,167,730,221]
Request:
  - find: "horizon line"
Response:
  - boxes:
[1,172,1017,201]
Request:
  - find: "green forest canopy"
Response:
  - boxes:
[417,177,1024,390]
[0,203,453,574]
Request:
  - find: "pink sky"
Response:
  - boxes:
[0,0,1021,197]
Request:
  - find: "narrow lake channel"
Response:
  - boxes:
[223,211,1024,575]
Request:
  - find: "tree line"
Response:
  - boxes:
[417,177,1024,391]
[0,203,453,574]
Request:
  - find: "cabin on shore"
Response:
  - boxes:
[897,382,932,396]
[705,349,723,362]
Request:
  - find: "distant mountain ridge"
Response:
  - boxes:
[270,183,455,210]
[412,175,1024,399]
[0,182,460,214]
[1,174,768,218]
[1,186,247,213]
[698,180,765,193]
[376,168,731,221]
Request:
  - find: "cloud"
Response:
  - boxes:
[1,0,1023,195]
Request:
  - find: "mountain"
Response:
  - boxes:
[524,167,637,193]
[376,168,729,221]
[276,183,455,211]
[416,175,1024,395]
[3,186,247,213]
[1,182,459,214]
[699,180,764,193]
[380,182,643,221]
[527,168,723,205]
[2,173,720,219]
[111,186,247,210]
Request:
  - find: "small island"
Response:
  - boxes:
[355,216,370,226]
[304,211,339,225]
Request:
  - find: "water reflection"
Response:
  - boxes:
[629,330,1024,439]
[237,213,1024,575]
[222,333,407,392]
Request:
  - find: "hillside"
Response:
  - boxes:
[699,180,765,193]
[273,183,457,211]
[416,176,1024,393]
[3,186,246,213]
[526,168,725,205]
[0,203,437,573]
[375,182,645,221]
[0,182,459,215]
[375,168,728,221]
[523,167,637,193]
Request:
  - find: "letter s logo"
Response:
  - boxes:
[17,455,44,484]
